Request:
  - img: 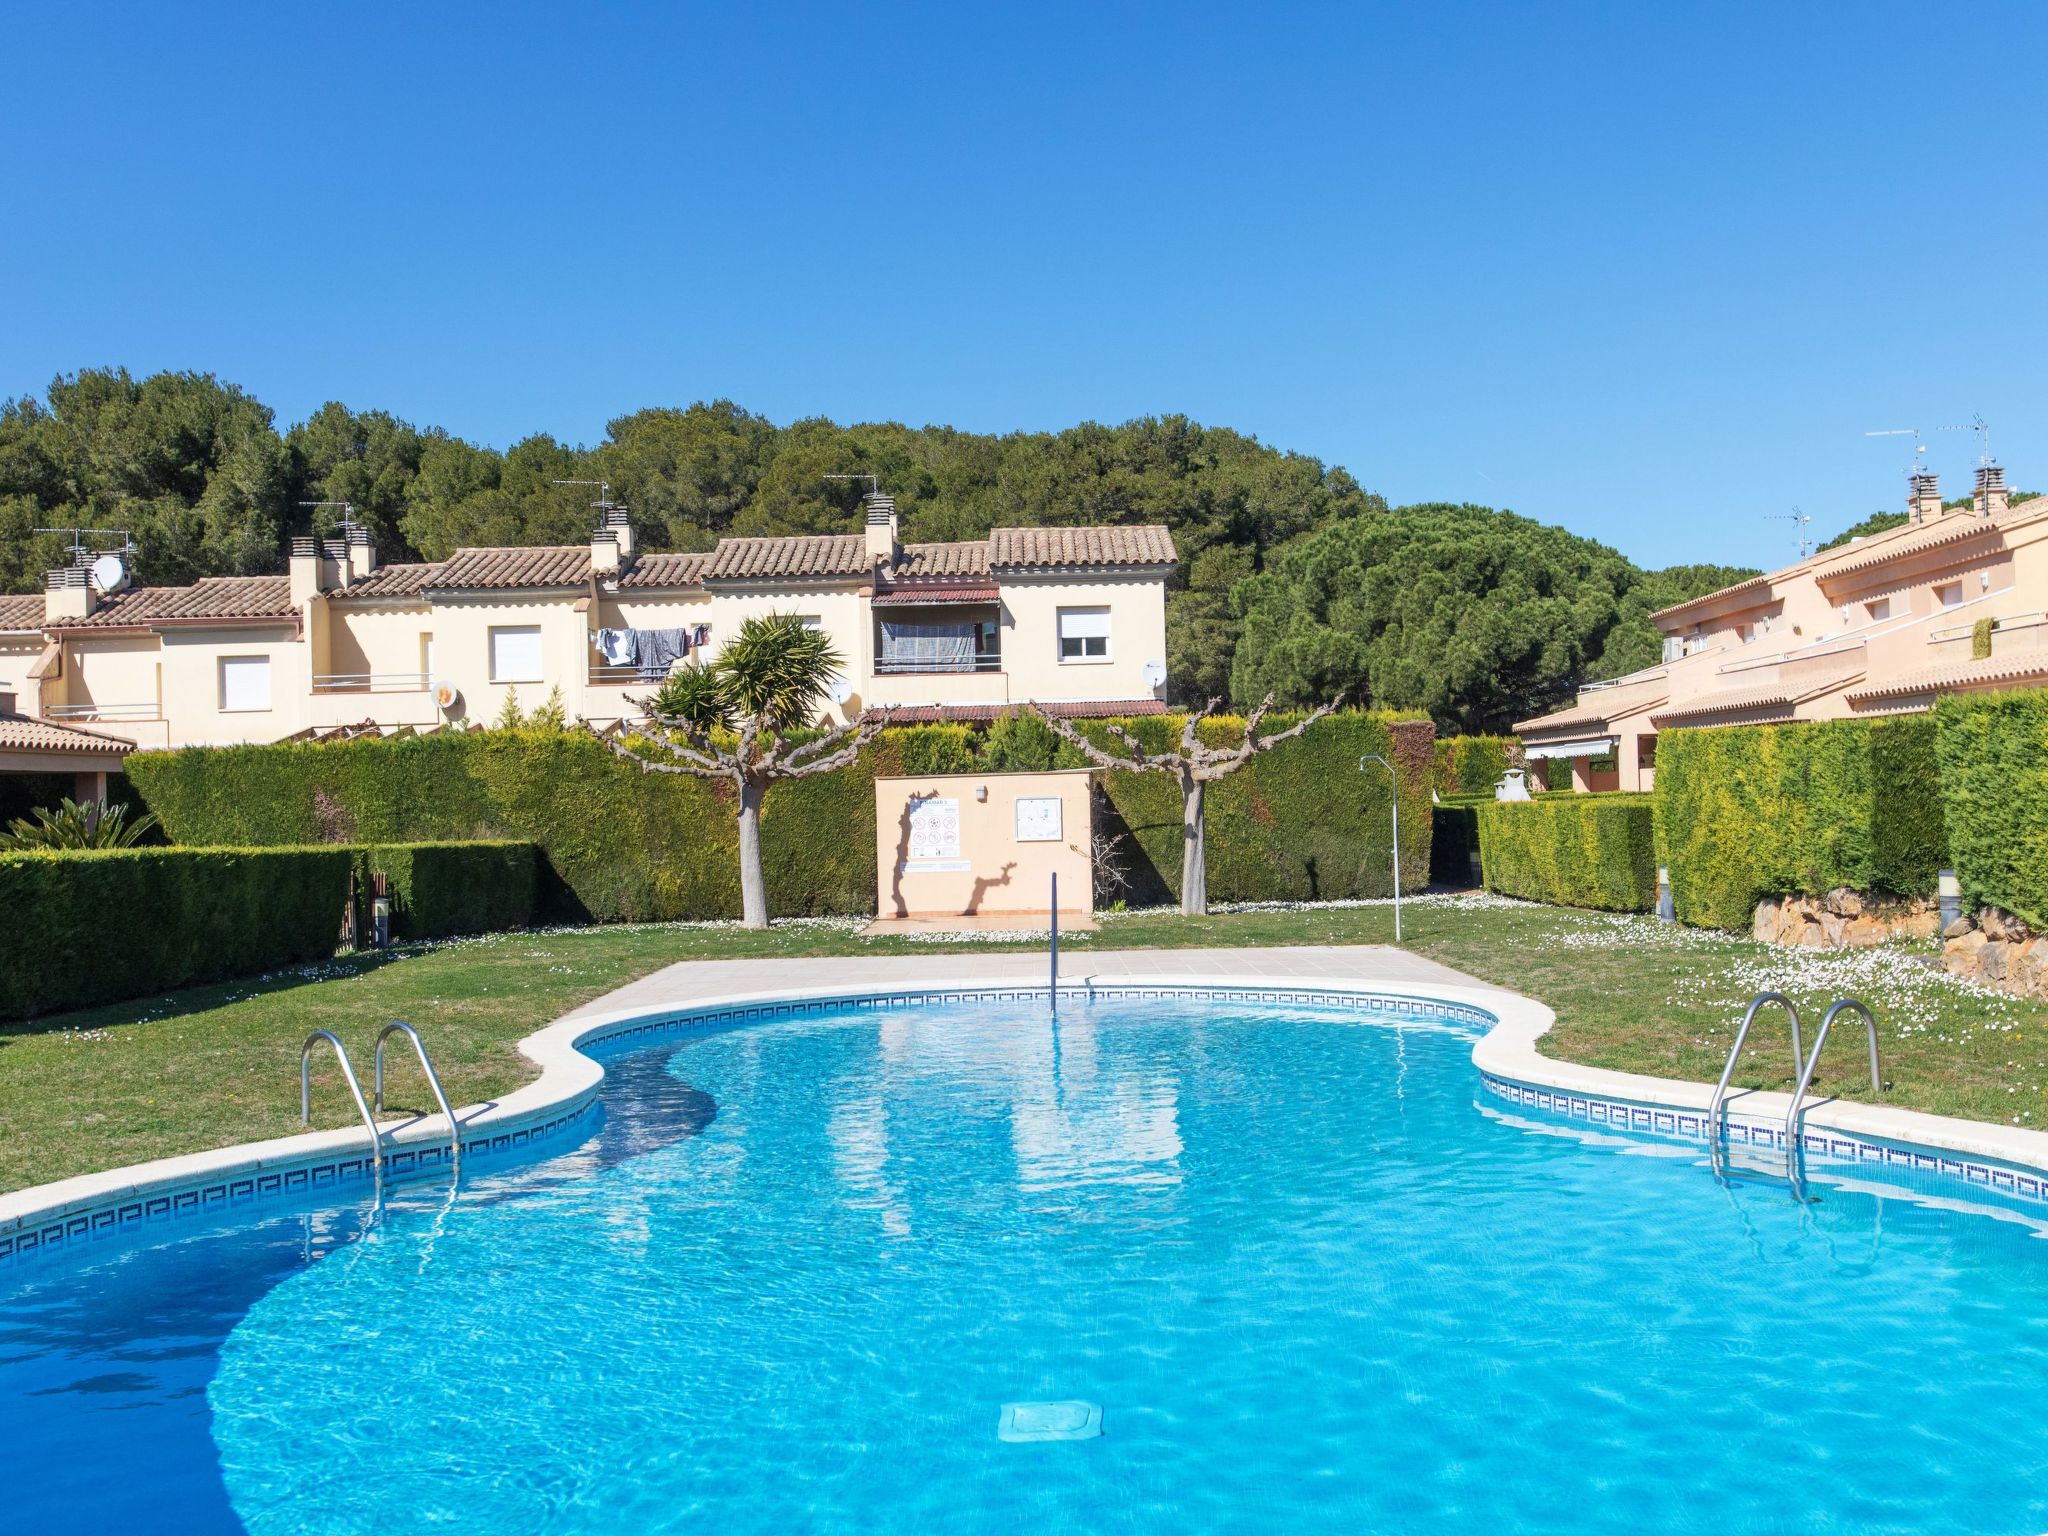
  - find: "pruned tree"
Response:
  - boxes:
[592,613,890,928]
[1027,694,1345,916]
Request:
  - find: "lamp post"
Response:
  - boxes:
[1360,754,1401,943]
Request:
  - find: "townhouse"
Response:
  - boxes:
[0,496,1176,750]
[1518,465,2048,790]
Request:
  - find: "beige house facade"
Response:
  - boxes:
[1518,465,2048,791]
[0,497,1174,750]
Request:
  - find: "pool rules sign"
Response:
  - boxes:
[905,796,967,871]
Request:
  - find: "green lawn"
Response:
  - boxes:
[5,894,2043,1194]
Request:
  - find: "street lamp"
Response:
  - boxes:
[1359,754,1401,942]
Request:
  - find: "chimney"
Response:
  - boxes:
[603,506,635,560]
[1974,463,2010,518]
[591,528,621,575]
[44,565,92,623]
[864,493,900,568]
[289,535,330,605]
[1910,471,1942,524]
[346,525,378,581]
[0,688,14,716]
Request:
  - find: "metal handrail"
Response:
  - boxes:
[1784,998,1883,1160]
[374,1020,462,1178]
[311,671,433,694]
[873,652,1003,675]
[43,702,162,721]
[1707,993,1805,1182]
[301,1029,382,1179]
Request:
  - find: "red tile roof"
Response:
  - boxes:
[892,541,991,578]
[339,562,442,597]
[430,547,594,589]
[617,552,713,588]
[0,713,135,756]
[871,585,1001,606]
[704,534,869,581]
[0,594,44,631]
[988,525,1176,569]
[1845,651,2048,705]
[49,576,296,630]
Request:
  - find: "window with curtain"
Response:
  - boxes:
[881,620,977,669]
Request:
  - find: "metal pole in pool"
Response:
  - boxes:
[1049,871,1059,1011]
[1360,754,1401,943]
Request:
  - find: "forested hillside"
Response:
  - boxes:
[0,367,1748,724]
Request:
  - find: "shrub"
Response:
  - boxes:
[1478,793,1656,911]
[1653,717,1945,929]
[125,712,1435,919]
[0,846,349,1020]
[1933,689,2048,928]
[352,841,539,940]
[1434,735,1523,797]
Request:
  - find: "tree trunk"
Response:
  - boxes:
[1181,774,1207,917]
[736,773,769,929]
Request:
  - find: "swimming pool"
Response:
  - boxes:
[6,990,2048,1534]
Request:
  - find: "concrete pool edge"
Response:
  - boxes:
[15,965,2048,1263]
[0,973,1517,1263]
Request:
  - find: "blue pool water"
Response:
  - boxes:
[7,996,2048,1534]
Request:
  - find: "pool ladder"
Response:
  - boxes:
[300,1021,463,1185]
[1708,993,1884,1195]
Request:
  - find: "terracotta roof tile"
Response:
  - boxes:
[1648,572,1775,624]
[0,594,44,632]
[871,585,1001,606]
[1845,651,2048,705]
[704,534,869,582]
[431,547,593,589]
[617,552,713,589]
[52,576,296,629]
[988,525,1176,569]
[891,541,990,579]
[338,562,441,597]
[1515,682,1669,735]
[0,713,135,755]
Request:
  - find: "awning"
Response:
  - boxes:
[1519,735,1617,759]
[871,585,1000,607]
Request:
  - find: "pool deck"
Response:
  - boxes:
[557,944,1512,1026]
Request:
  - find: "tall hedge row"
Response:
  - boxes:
[1652,717,1945,929]
[1933,690,2048,928]
[0,847,349,1020]
[352,841,539,940]
[1478,793,1657,911]
[1433,735,1523,797]
[124,712,1435,921]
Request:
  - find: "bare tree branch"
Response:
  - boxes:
[587,723,732,780]
[1023,702,1147,773]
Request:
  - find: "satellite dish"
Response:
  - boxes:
[1141,659,1167,689]
[435,683,462,712]
[830,677,855,705]
[89,554,129,593]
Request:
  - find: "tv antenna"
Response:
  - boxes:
[1939,413,1994,467]
[1864,426,1928,469]
[824,473,881,496]
[32,525,136,558]
[1766,506,1813,560]
[552,480,629,521]
[298,500,363,540]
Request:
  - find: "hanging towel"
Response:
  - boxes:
[635,627,692,681]
[692,623,711,647]
[595,628,638,666]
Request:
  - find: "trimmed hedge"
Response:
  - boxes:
[352,841,539,940]
[1434,735,1523,797]
[1933,689,2048,928]
[124,713,1435,920]
[1653,717,1945,930]
[0,846,349,1020]
[1478,793,1657,911]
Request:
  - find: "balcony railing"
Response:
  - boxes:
[589,664,678,686]
[43,702,162,722]
[874,651,1003,675]
[312,672,433,694]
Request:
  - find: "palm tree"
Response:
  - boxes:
[0,797,160,850]
[592,613,890,928]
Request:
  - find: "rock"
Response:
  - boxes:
[1825,887,1865,918]
[1942,915,1977,941]
[1982,906,2034,944]
[1945,929,1989,978]
[2007,940,2048,999]
[1752,898,1781,945]
[1982,940,2011,982]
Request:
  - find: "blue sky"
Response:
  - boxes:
[5,2,2044,570]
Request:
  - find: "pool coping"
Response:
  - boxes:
[12,967,2048,1261]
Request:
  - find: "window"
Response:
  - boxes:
[1867,598,1891,623]
[489,625,543,683]
[798,615,823,632]
[1057,606,1111,661]
[420,633,436,682]
[219,655,271,713]
[1936,581,1963,610]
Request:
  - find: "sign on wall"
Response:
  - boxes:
[905,795,964,868]
[1014,796,1063,842]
